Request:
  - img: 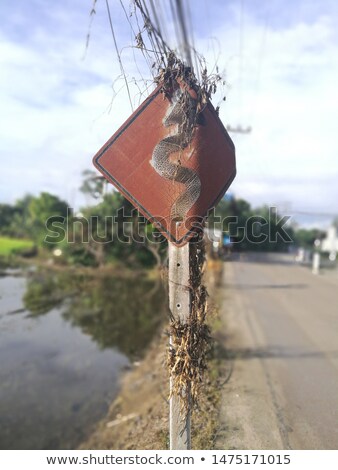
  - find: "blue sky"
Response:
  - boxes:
[1,0,338,227]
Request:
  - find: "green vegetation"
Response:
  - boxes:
[23,268,165,359]
[293,228,325,249]
[208,197,296,252]
[0,171,166,269]
[0,236,34,256]
[0,193,68,248]
[2,170,330,266]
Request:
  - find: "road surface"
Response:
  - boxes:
[217,253,338,450]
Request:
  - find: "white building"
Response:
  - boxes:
[321,226,338,253]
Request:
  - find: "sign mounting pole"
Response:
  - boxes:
[167,4,194,449]
[92,0,236,452]
[169,239,191,449]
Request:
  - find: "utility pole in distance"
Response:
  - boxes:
[226,124,252,134]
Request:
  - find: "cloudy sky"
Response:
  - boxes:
[1,0,337,226]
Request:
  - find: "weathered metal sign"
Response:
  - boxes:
[93,81,236,246]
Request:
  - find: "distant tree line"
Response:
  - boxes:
[0,171,323,267]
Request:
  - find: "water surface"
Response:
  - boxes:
[0,268,165,449]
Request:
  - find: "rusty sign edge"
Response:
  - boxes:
[93,87,236,247]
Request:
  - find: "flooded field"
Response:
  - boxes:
[0,268,166,449]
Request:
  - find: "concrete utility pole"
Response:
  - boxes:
[92,0,236,451]
[168,242,191,449]
[167,2,193,450]
[312,252,320,275]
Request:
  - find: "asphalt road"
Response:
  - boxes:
[217,253,338,450]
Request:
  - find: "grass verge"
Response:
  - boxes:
[0,237,34,256]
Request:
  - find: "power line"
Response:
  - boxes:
[105,0,133,112]
[169,0,183,59]
[184,0,200,79]
[175,0,193,67]
[140,0,166,64]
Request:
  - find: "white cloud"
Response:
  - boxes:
[207,8,338,220]
[0,0,337,227]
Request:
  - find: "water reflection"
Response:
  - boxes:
[0,268,166,449]
[23,274,64,315]
[23,269,166,359]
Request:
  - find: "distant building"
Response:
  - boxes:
[204,227,223,252]
[204,227,233,259]
[321,226,338,253]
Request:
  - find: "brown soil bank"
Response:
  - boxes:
[79,260,227,450]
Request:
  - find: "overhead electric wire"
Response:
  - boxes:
[132,1,159,75]
[105,0,133,112]
[169,0,184,59]
[118,0,153,75]
[118,0,155,101]
[175,0,193,67]
[185,0,200,78]
[149,0,169,56]
[134,0,174,71]
[156,0,170,49]
[110,0,218,104]
[140,0,166,65]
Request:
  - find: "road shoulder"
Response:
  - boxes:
[216,262,286,450]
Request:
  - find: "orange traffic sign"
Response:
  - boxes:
[93,81,236,246]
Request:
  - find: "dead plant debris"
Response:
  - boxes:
[167,239,211,413]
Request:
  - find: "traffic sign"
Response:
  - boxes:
[93,81,236,246]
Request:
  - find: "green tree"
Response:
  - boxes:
[67,170,167,268]
[209,198,295,252]
[27,192,69,248]
[0,204,18,236]
[332,217,338,231]
[75,192,164,268]
[248,205,295,252]
[294,228,325,249]
[80,170,107,200]
[11,195,35,238]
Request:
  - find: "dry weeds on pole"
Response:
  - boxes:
[168,238,210,413]
[91,0,227,449]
